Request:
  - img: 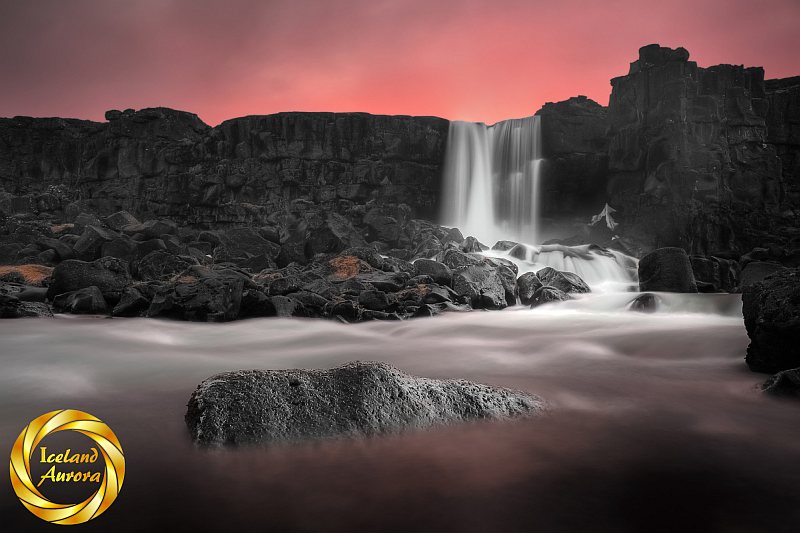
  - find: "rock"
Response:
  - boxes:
[364,207,402,244]
[134,251,198,281]
[36,237,74,261]
[492,240,519,252]
[629,293,658,312]
[185,361,543,447]
[0,294,53,318]
[742,268,800,373]
[140,219,178,239]
[412,258,452,286]
[537,267,591,294]
[358,289,393,311]
[270,295,307,317]
[530,286,571,307]
[517,272,543,306]
[73,225,118,260]
[690,256,740,293]
[440,249,482,269]
[147,277,244,322]
[761,368,800,397]
[47,257,132,303]
[452,264,507,309]
[638,247,697,292]
[461,236,486,253]
[739,261,787,291]
[101,237,138,262]
[0,264,53,286]
[104,211,141,231]
[111,286,151,317]
[52,286,108,314]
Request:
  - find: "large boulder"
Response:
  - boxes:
[529,286,571,307]
[72,225,119,260]
[451,264,508,309]
[47,256,132,303]
[638,247,698,292]
[536,267,591,294]
[742,268,800,373]
[739,261,787,291]
[185,361,543,447]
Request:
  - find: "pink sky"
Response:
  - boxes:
[1,0,798,125]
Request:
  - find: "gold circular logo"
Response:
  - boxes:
[9,409,125,525]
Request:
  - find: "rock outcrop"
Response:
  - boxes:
[185,361,543,447]
[638,247,698,292]
[742,268,800,373]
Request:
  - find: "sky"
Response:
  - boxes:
[0,0,798,125]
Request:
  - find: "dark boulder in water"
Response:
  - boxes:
[537,267,591,294]
[761,368,800,397]
[638,247,697,293]
[743,268,800,373]
[185,361,543,447]
[452,264,508,309]
[147,277,244,322]
[530,286,571,307]
[629,293,658,313]
[517,272,543,306]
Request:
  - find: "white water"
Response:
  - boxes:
[442,116,543,246]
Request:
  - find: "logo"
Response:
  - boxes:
[9,410,125,525]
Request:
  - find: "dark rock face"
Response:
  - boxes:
[638,247,698,292]
[47,256,132,302]
[517,272,543,306]
[0,109,449,226]
[761,368,800,397]
[606,44,792,255]
[536,267,591,294]
[628,293,658,313]
[742,269,800,373]
[185,361,543,447]
[690,255,739,292]
[147,277,245,322]
[451,264,508,309]
[536,96,609,223]
[739,261,787,291]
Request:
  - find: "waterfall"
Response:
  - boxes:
[441,116,542,246]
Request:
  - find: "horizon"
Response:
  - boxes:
[1,0,799,126]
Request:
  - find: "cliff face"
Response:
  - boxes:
[536,96,609,222]
[0,109,449,226]
[605,44,794,255]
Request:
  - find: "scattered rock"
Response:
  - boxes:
[185,361,543,447]
[47,257,131,303]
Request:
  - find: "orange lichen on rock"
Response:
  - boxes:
[0,264,54,286]
[50,224,74,234]
[328,256,373,280]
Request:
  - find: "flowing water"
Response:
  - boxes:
[441,116,543,245]
[1,296,799,532]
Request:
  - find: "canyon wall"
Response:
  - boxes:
[0,109,448,226]
[0,44,798,257]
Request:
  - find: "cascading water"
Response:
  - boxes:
[442,116,542,246]
[440,115,636,290]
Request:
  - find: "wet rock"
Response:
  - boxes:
[461,236,487,253]
[691,256,740,293]
[530,286,571,307]
[452,264,507,309]
[147,278,244,322]
[185,361,543,447]
[517,272,543,306]
[440,249,483,269]
[537,267,591,294]
[629,293,658,313]
[492,240,519,252]
[743,268,800,373]
[413,258,452,286]
[761,368,800,397]
[638,247,697,293]
[47,257,131,303]
[52,286,108,314]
